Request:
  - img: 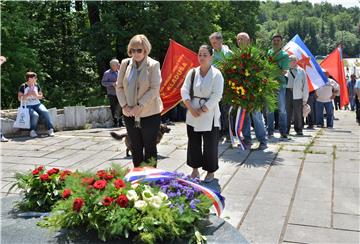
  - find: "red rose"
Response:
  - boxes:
[40,174,50,181]
[37,166,44,171]
[114,179,126,189]
[116,194,128,208]
[102,197,113,206]
[32,169,40,175]
[47,168,60,176]
[106,174,114,180]
[96,170,107,179]
[60,170,71,181]
[241,95,247,100]
[73,198,84,212]
[93,180,107,189]
[62,189,72,198]
[82,177,95,185]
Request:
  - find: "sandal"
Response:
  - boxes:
[203,173,214,183]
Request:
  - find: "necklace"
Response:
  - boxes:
[200,66,210,77]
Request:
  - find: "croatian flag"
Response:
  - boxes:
[284,34,328,92]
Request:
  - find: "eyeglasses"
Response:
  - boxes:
[28,75,37,79]
[131,48,143,54]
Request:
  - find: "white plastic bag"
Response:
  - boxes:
[13,101,30,129]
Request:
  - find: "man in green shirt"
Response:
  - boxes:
[266,34,290,139]
[209,32,232,139]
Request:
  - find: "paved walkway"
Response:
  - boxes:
[1,110,359,243]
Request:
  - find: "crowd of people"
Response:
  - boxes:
[4,32,360,183]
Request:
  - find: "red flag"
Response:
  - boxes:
[160,40,199,115]
[320,47,349,108]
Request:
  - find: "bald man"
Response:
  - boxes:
[236,32,267,150]
[236,32,250,47]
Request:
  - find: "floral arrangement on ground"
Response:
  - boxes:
[10,165,225,244]
[214,45,281,112]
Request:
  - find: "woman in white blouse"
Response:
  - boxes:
[181,45,224,183]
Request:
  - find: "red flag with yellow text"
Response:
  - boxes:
[160,40,199,115]
[320,47,349,108]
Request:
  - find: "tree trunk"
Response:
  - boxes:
[87,2,100,26]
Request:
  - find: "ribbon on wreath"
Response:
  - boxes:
[125,167,225,216]
[228,106,246,150]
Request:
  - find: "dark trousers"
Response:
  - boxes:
[307,91,316,127]
[186,125,219,173]
[356,95,360,123]
[108,95,122,122]
[123,113,161,167]
[220,102,230,135]
[286,89,303,134]
[334,96,341,110]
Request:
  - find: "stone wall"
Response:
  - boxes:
[0,105,113,137]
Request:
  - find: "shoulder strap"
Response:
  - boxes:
[290,69,296,79]
[189,68,195,99]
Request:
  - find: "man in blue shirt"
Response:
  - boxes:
[347,74,357,111]
[102,59,123,127]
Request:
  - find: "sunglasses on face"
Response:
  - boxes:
[29,75,37,79]
[131,48,143,54]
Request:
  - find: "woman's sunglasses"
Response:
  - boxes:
[131,48,143,54]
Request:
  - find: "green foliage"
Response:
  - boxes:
[37,166,213,243]
[215,45,280,112]
[1,1,259,109]
[2,1,358,110]
[256,1,360,57]
[10,166,71,212]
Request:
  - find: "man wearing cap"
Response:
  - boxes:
[285,55,309,136]
[315,69,339,128]
[102,58,123,127]
[267,34,290,139]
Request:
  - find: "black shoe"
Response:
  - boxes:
[113,119,118,127]
[280,134,288,139]
[296,132,303,136]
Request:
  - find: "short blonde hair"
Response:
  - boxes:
[127,34,152,57]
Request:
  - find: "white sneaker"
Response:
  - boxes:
[48,128,55,137]
[30,130,38,138]
[1,134,9,142]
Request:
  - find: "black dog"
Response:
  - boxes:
[110,124,171,157]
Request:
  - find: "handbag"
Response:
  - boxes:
[13,100,30,129]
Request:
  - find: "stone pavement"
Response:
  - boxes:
[1,110,359,243]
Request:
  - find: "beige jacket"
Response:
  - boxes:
[116,57,163,118]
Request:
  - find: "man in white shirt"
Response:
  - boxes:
[286,55,309,135]
[315,69,340,128]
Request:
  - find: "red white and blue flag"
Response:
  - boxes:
[284,34,328,92]
[125,167,225,216]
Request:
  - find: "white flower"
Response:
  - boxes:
[149,195,162,209]
[141,189,154,201]
[157,191,168,201]
[126,190,139,201]
[134,200,147,210]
